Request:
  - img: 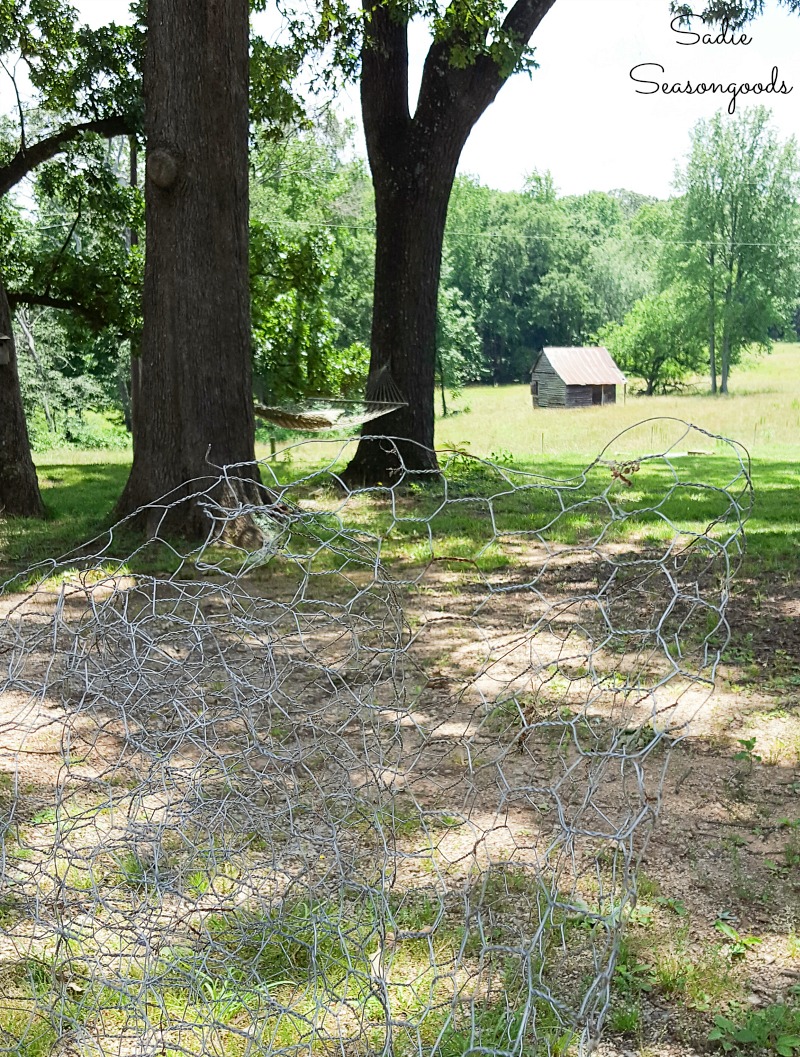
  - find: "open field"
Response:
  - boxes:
[0,347,799,1057]
[438,344,800,462]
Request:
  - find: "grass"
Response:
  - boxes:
[2,343,798,574]
[437,344,800,462]
[2,345,800,1055]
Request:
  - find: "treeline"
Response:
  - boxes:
[6,107,800,451]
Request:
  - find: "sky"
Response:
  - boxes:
[7,0,800,199]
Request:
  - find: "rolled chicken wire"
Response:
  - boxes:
[0,418,750,1057]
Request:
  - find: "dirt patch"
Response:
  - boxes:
[0,552,795,1057]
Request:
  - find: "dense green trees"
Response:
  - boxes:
[0,0,139,516]
[2,0,800,531]
[443,176,658,384]
[601,109,800,396]
[8,106,800,473]
[249,124,373,405]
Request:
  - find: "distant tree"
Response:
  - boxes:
[435,280,482,416]
[673,0,800,24]
[677,107,800,393]
[9,183,142,447]
[442,178,657,383]
[249,121,374,403]
[250,223,370,404]
[598,285,706,395]
[607,188,657,222]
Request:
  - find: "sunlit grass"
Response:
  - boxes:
[436,343,800,462]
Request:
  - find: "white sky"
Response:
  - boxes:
[8,0,800,199]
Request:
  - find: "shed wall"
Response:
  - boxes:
[531,360,567,407]
[565,385,593,408]
[564,384,617,407]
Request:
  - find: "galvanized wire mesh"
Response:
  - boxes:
[0,418,750,1057]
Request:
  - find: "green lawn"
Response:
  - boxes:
[1,344,797,572]
[437,343,800,462]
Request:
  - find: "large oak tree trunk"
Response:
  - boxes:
[0,278,44,518]
[342,171,455,486]
[115,0,262,536]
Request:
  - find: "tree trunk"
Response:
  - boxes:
[0,278,45,517]
[340,0,556,487]
[128,136,141,446]
[437,351,448,418]
[721,327,731,394]
[115,0,263,537]
[342,173,454,486]
[720,272,733,395]
[708,248,717,395]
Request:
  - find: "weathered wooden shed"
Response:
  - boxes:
[531,346,626,409]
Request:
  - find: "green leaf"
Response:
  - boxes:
[715,921,739,942]
[734,1028,758,1043]
[777,1036,800,1052]
[714,1016,738,1032]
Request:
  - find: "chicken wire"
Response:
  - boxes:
[0,418,751,1057]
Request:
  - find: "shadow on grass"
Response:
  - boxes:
[0,452,794,579]
[1,462,131,571]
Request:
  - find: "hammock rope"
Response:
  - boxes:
[255,365,407,432]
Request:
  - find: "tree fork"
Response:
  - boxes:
[342,0,557,486]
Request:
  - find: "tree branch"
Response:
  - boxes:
[499,0,557,52]
[360,0,411,169]
[0,114,134,197]
[7,290,106,326]
[415,0,556,135]
[16,307,55,432]
[39,195,84,300]
[0,58,27,155]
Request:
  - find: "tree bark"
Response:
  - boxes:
[128,137,141,445]
[342,0,557,487]
[0,278,45,518]
[720,269,733,395]
[115,0,263,537]
[721,326,731,394]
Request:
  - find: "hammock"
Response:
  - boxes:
[254,366,407,432]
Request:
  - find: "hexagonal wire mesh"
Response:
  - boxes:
[0,418,750,1057]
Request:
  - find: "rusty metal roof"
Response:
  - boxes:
[538,347,627,386]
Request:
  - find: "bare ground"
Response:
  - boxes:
[0,555,797,1057]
